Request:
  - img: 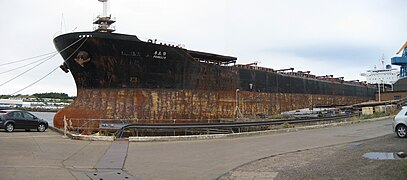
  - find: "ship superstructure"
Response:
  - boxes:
[360,56,399,85]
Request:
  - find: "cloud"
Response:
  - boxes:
[1,0,407,96]
[264,44,382,65]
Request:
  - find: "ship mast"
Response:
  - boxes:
[93,0,116,33]
[379,54,385,69]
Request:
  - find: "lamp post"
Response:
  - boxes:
[382,80,385,92]
[378,83,381,102]
[235,89,239,119]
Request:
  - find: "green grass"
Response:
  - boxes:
[360,112,392,120]
[269,114,285,119]
[283,122,294,128]
[402,162,407,178]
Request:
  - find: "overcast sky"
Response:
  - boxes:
[1,0,407,96]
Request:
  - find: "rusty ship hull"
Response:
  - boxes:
[53,32,376,128]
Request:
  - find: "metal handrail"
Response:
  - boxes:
[115,114,355,138]
[120,115,350,129]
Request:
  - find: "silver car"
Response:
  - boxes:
[393,107,407,138]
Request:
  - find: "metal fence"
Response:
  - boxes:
[63,114,354,138]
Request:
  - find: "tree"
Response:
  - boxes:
[32,92,70,99]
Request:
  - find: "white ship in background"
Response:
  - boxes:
[360,55,400,85]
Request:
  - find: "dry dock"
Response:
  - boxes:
[0,117,395,179]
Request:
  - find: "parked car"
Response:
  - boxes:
[393,107,407,138]
[0,110,48,132]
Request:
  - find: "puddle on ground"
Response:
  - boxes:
[363,152,407,160]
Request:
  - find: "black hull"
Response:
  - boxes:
[52,32,376,128]
[54,32,375,97]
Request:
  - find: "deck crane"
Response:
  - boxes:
[391,41,407,78]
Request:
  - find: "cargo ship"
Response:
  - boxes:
[52,0,376,128]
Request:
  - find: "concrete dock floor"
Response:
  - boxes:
[0,118,396,179]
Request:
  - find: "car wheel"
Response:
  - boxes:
[37,123,46,132]
[5,123,14,132]
[397,125,407,138]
